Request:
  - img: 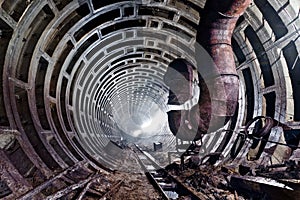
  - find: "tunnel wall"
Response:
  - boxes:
[0,0,299,198]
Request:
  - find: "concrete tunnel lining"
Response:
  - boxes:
[0,0,300,198]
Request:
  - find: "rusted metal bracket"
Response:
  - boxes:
[44,173,101,200]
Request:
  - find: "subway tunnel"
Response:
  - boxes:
[0,0,300,199]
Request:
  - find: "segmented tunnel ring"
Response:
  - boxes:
[0,0,300,198]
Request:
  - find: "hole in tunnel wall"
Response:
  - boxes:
[114,70,126,79]
[254,0,288,40]
[124,6,134,17]
[236,15,245,27]
[138,6,175,20]
[93,86,104,105]
[52,0,73,11]
[283,41,300,121]
[84,76,94,98]
[169,0,202,16]
[162,23,193,42]
[153,0,164,3]
[110,53,143,66]
[50,104,78,165]
[79,57,102,87]
[45,4,90,56]
[150,20,159,28]
[60,77,72,132]
[80,91,90,112]
[263,91,276,118]
[49,137,74,166]
[85,34,122,60]
[245,25,274,87]
[50,40,74,98]
[94,50,123,72]
[14,86,60,170]
[232,38,246,65]
[113,64,135,75]
[16,5,54,83]
[157,42,181,57]
[74,7,120,41]
[1,0,28,22]
[178,15,198,31]
[101,19,147,36]
[137,46,163,55]
[40,179,66,196]
[36,57,51,130]
[108,40,144,54]
[69,61,85,106]
[164,52,175,61]
[104,80,116,92]
[170,37,194,56]
[92,0,128,10]
[0,18,13,126]
[242,68,255,123]
[66,33,99,75]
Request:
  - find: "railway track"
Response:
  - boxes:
[133,145,205,200]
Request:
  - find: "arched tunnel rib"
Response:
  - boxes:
[0,0,300,199]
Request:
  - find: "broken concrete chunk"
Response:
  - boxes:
[0,129,20,150]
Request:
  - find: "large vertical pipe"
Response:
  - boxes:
[196,0,252,133]
[166,0,251,140]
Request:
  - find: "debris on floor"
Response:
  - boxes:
[164,156,300,199]
[106,172,162,200]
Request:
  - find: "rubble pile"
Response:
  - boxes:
[165,157,300,199]
[165,161,241,200]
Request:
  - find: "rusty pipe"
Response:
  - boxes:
[245,116,274,138]
[165,0,251,140]
[245,116,293,139]
[197,0,252,136]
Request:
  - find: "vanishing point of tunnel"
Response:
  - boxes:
[0,0,300,199]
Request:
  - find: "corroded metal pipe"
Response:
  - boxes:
[245,116,293,138]
[165,0,251,140]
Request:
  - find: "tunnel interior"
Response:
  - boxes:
[0,0,300,199]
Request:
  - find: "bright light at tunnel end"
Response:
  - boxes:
[141,118,152,128]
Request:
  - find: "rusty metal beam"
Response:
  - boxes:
[77,180,94,200]
[44,173,101,200]
[17,161,87,200]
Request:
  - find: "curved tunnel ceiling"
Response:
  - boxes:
[0,0,300,198]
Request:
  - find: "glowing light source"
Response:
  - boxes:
[141,118,152,128]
